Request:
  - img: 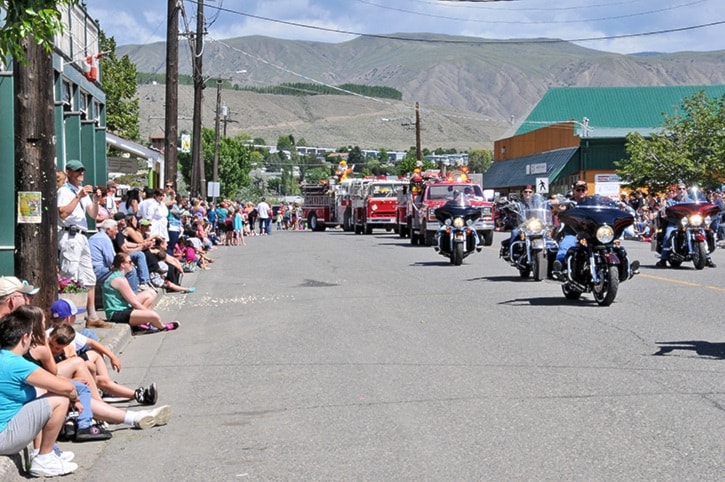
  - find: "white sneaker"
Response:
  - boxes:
[133,405,172,429]
[29,452,78,477]
[30,446,75,462]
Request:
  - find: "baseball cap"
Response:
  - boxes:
[50,298,86,319]
[524,185,533,191]
[0,276,39,297]
[65,160,85,172]
[139,219,152,226]
[573,180,588,189]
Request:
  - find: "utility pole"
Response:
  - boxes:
[14,36,57,309]
[190,0,206,199]
[415,102,422,161]
[212,78,223,203]
[164,0,179,189]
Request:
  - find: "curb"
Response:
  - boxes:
[0,287,160,479]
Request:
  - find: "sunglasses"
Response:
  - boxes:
[678,188,687,191]
[523,190,532,193]
[574,187,588,192]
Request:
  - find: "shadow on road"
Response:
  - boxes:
[653,341,725,359]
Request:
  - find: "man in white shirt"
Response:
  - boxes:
[256,197,272,235]
[57,160,103,326]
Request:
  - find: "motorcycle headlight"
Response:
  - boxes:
[596,225,614,243]
[453,217,465,228]
[466,219,474,227]
[444,219,452,226]
[371,204,378,211]
[689,214,703,227]
[680,216,688,227]
[527,218,543,231]
[705,215,712,225]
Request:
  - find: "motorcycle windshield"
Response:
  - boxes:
[435,193,481,223]
[521,193,554,228]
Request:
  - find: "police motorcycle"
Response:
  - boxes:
[554,196,640,306]
[654,186,720,270]
[499,193,558,281]
[433,189,483,265]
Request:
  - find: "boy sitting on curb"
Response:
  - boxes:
[49,299,158,404]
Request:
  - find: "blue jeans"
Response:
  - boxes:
[130,251,150,285]
[556,234,578,263]
[660,223,677,261]
[71,381,93,429]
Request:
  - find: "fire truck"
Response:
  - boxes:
[408,171,495,246]
[350,177,408,234]
[301,180,352,231]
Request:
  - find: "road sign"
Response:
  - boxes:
[536,177,549,193]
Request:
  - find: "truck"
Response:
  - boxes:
[301,180,352,231]
[408,172,495,247]
[350,177,408,234]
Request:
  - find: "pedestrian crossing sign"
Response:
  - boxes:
[535,177,549,194]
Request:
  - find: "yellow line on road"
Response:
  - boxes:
[640,273,725,292]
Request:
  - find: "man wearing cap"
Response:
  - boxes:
[552,180,595,277]
[57,160,102,324]
[0,276,38,318]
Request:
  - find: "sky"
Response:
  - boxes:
[87,0,724,55]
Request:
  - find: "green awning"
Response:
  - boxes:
[482,147,578,190]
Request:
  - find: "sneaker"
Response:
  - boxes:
[655,260,668,268]
[706,258,717,268]
[102,392,131,403]
[163,321,180,331]
[138,283,152,292]
[29,453,78,477]
[133,405,172,430]
[135,383,158,405]
[29,446,75,463]
[75,424,113,442]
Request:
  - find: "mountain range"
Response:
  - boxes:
[119,34,725,152]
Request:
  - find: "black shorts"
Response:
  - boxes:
[109,309,133,324]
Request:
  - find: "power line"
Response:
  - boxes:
[353,0,709,26]
[197,1,725,46]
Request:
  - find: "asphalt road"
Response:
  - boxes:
[69,229,724,480]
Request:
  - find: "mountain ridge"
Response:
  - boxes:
[121,34,725,151]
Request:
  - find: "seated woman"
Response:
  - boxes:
[0,310,80,477]
[147,238,194,293]
[102,253,179,332]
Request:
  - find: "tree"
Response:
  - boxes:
[100,31,140,140]
[0,1,73,63]
[201,130,252,199]
[467,149,493,173]
[617,91,725,192]
[2,1,74,310]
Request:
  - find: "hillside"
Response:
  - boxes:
[123,34,725,150]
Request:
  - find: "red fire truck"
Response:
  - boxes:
[301,180,352,231]
[408,171,495,246]
[350,177,408,234]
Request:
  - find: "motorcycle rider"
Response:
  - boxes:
[656,182,716,268]
[552,180,594,277]
[500,185,534,259]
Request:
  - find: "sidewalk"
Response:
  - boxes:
[0,289,157,480]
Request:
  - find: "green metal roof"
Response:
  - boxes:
[515,85,725,136]
[483,147,578,190]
